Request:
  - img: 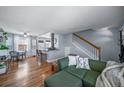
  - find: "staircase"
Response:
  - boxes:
[72,33,101,60]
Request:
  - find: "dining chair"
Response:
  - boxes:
[17,51,26,60]
[36,49,40,56]
[36,49,42,62]
[9,51,19,62]
[39,50,43,62]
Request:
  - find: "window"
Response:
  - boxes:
[14,35,31,52]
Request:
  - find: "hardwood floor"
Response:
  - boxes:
[0,57,54,87]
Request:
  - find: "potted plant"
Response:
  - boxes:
[0,30,9,56]
[0,31,8,50]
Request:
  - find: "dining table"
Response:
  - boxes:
[17,51,26,60]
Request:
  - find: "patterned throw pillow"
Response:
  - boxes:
[84,58,90,70]
[76,57,91,70]
[76,57,85,68]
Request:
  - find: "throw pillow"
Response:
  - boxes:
[83,58,91,70]
[76,57,90,70]
[68,55,79,66]
[76,57,85,68]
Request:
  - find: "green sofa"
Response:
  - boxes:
[45,57,106,87]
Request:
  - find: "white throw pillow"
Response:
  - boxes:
[68,55,79,66]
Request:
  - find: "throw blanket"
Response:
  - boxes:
[96,61,124,87]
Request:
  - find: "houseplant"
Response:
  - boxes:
[0,30,8,50]
[0,30,8,74]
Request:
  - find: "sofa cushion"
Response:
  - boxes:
[44,71,82,87]
[57,57,69,71]
[64,66,88,79]
[89,59,106,73]
[83,70,100,87]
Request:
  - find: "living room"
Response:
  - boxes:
[0,5,124,89]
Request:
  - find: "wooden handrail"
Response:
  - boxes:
[73,33,99,49]
[73,33,101,60]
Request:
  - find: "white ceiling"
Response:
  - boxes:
[0,6,124,36]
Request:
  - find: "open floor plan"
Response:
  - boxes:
[0,6,124,87]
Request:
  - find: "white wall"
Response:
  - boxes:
[47,34,65,62]
[77,26,120,62]
[47,33,90,62]
[62,34,89,58]
[47,26,121,62]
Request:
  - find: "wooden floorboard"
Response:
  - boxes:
[0,57,54,87]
